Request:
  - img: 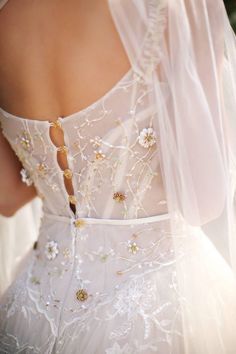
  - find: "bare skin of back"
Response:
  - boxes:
[0,0,131,216]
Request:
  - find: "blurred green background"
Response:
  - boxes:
[224,0,236,31]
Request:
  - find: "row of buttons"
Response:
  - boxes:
[50,118,78,209]
[50,119,84,305]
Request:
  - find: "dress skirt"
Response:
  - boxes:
[0,212,185,354]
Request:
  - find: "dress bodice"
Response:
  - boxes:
[0,0,169,220]
[0,68,168,219]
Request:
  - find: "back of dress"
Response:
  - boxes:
[0,2,181,354]
[1,1,236,354]
[0,69,168,220]
[0,0,168,221]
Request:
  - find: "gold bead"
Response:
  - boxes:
[63,169,73,179]
[113,192,126,203]
[58,145,68,154]
[76,289,88,301]
[128,241,139,254]
[74,219,86,229]
[50,119,62,129]
[68,195,77,205]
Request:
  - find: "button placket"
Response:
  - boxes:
[49,117,78,216]
[60,118,80,217]
[71,216,92,304]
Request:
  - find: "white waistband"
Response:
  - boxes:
[43,212,170,226]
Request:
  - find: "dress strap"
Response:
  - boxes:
[140,0,168,78]
[0,0,8,10]
[108,0,168,80]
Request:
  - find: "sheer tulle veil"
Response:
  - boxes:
[1,0,236,352]
[109,0,236,352]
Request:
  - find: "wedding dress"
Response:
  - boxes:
[0,1,236,353]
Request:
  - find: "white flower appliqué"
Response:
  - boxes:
[20,168,33,186]
[138,127,156,148]
[45,240,59,260]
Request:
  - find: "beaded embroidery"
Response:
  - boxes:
[20,168,33,186]
[0,1,177,352]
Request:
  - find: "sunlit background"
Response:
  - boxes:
[225,0,236,31]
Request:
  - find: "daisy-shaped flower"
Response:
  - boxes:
[45,240,59,260]
[138,127,156,148]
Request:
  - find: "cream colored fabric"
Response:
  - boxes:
[0,200,41,297]
[0,0,236,353]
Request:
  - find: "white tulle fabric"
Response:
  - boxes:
[0,0,236,353]
[0,200,40,296]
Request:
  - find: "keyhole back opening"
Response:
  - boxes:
[49,119,77,216]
